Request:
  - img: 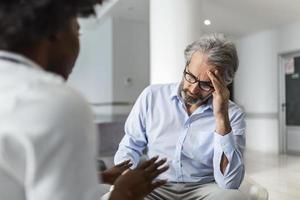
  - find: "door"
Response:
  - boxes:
[279,52,300,154]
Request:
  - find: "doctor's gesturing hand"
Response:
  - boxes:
[109,156,169,200]
[100,160,133,185]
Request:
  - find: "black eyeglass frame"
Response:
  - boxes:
[183,67,214,92]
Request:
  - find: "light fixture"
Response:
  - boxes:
[204,19,211,26]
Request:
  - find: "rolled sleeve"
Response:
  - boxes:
[214,131,235,162]
[213,110,246,189]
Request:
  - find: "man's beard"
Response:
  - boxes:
[179,81,211,106]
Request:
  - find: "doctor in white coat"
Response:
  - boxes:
[0,0,168,200]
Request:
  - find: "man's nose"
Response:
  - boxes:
[189,82,201,94]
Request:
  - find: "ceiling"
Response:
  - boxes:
[109,0,300,38]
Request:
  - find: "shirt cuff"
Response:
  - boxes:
[214,131,235,161]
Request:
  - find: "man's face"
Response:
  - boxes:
[181,51,219,106]
[48,17,80,80]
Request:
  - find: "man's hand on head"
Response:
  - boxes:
[207,70,231,135]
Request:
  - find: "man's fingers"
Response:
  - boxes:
[207,71,223,92]
[214,70,226,85]
[207,70,221,85]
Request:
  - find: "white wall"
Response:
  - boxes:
[112,18,150,103]
[68,17,149,119]
[236,30,279,153]
[236,30,279,112]
[111,17,150,114]
[278,21,300,53]
[236,22,300,153]
[68,18,113,104]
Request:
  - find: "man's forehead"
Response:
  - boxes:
[190,51,208,65]
[190,52,215,70]
[189,53,224,75]
[188,61,216,78]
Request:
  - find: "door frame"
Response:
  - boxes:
[278,50,300,154]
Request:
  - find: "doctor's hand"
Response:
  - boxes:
[101,160,132,185]
[109,156,169,200]
[207,70,231,135]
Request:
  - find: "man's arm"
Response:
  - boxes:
[208,70,245,189]
[114,87,151,168]
[215,114,231,174]
[213,112,245,189]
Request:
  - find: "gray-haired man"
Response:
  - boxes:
[114,34,248,199]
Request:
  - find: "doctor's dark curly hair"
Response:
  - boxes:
[0,0,103,50]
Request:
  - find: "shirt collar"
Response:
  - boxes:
[0,50,43,71]
[169,82,181,100]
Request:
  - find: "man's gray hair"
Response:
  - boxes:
[184,33,239,84]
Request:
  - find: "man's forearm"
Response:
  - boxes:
[213,131,245,188]
[215,112,231,174]
[215,113,231,136]
[220,153,229,174]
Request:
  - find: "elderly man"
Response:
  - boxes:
[0,1,168,200]
[114,34,247,199]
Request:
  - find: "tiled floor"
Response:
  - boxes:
[245,150,300,200]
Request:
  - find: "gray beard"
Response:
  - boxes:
[180,90,205,106]
[179,82,212,106]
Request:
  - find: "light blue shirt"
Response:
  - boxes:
[114,83,245,189]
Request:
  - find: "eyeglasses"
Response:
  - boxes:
[183,68,214,92]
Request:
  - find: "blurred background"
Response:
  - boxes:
[67,1,300,199]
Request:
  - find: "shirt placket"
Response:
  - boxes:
[174,100,191,182]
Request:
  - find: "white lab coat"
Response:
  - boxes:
[0,51,102,200]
